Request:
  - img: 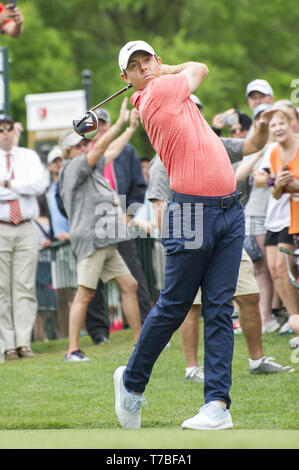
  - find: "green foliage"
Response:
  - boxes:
[1,0,299,156]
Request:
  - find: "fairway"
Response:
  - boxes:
[0,326,298,450]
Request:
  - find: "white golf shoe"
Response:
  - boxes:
[114,366,147,430]
[181,401,233,430]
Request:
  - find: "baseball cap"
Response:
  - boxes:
[246,79,274,98]
[47,145,62,164]
[253,103,273,120]
[94,108,111,123]
[119,40,156,72]
[0,114,14,124]
[190,94,204,110]
[60,131,83,149]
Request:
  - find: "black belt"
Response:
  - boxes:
[172,191,241,208]
[0,220,30,225]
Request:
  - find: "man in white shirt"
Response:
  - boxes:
[0,114,48,360]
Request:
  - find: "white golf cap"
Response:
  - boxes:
[60,131,83,149]
[119,40,156,72]
[246,79,274,98]
[47,145,62,164]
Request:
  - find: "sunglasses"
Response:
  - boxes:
[0,125,14,133]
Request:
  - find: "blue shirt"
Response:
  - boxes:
[46,181,69,237]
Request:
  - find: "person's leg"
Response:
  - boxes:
[235,293,263,360]
[34,311,46,342]
[123,247,203,394]
[201,210,244,409]
[12,223,39,350]
[118,240,153,323]
[289,315,299,335]
[85,278,110,343]
[67,285,95,354]
[56,288,70,338]
[114,274,142,345]
[267,243,299,316]
[0,225,14,351]
[253,234,273,327]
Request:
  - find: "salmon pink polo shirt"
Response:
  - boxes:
[130,73,236,197]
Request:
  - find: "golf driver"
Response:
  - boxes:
[72,84,132,139]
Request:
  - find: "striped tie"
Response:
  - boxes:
[6,153,22,225]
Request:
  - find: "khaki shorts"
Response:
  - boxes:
[77,244,130,290]
[193,249,259,305]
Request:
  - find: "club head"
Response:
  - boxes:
[72,110,98,139]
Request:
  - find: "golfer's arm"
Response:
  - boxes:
[86,120,123,167]
[161,62,209,92]
[242,122,269,155]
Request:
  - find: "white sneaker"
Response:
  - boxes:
[262,316,281,334]
[181,401,233,430]
[278,320,293,336]
[185,366,204,383]
[114,366,147,430]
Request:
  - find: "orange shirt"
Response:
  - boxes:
[270,144,299,234]
[131,73,236,197]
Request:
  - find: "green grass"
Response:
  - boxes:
[0,323,299,449]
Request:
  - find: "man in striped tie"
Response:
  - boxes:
[0,114,48,360]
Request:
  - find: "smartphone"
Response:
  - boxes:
[7,0,17,9]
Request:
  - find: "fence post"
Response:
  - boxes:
[0,47,10,114]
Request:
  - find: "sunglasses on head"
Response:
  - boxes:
[0,124,14,133]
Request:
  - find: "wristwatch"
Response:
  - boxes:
[4,180,9,188]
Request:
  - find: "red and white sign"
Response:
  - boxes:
[25,90,86,131]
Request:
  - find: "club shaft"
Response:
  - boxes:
[90,84,132,112]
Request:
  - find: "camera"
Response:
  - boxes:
[221,112,239,127]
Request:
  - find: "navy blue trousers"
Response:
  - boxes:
[124,191,245,408]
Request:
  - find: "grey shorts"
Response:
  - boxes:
[245,215,266,236]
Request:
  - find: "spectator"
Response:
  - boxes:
[85,103,152,347]
[246,79,274,112]
[0,2,23,38]
[213,109,253,206]
[59,102,142,361]
[46,145,77,338]
[140,156,151,185]
[0,114,48,360]
[212,109,252,138]
[267,105,299,335]
[235,103,279,333]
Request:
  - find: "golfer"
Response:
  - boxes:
[114,40,245,430]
